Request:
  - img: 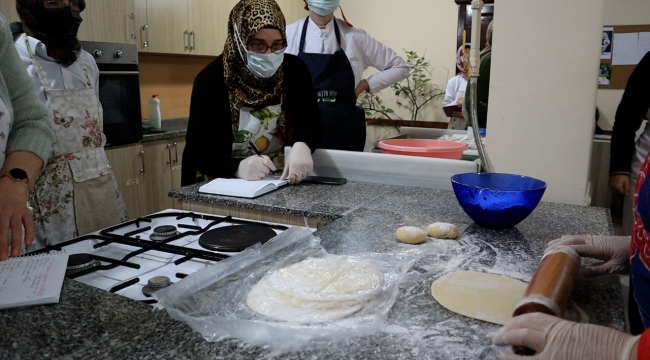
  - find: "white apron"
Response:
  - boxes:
[24,39,127,246]
[624,120,650,235]
[231,103,285,169]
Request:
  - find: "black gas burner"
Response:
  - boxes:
[66,253,101,277]
[142,276,173,297]
[150,225,179,242]
[198,224,277,252]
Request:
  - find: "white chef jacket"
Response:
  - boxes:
[286,17,409,94]
[14,34,100,107]
[442,74,468,107]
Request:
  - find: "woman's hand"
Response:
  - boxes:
[0,177,33,260]
[282,142,313,184]
[546,235,630,277]
[354,80,370,98]
[609,174,631,196]
[492,312,639,360]
[236,155,276,180]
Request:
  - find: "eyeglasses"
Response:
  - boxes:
[44,0,85,11]
[247,41,287,54]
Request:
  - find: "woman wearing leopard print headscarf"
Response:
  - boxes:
[182,0,323,186]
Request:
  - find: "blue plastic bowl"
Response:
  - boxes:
[451,173,547,229]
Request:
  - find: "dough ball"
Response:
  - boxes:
[395,226,427,244]
[427,222,459,239]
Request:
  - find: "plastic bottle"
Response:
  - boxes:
[149,95,161,129]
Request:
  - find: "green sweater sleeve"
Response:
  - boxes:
[0,14,53,164]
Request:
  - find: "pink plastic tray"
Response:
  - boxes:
[377,139,469,160]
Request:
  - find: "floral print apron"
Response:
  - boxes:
[25,39,127,247]
[232,103,285,169]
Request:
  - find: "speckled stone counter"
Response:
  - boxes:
[3,182,625,359]
[0,279,152,360]
[141,117,187,142]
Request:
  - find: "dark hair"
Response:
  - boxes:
[9,22,24,42]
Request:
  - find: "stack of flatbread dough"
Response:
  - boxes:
[247,255,385,323]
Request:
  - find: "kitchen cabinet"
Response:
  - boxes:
[0,2,20,24]
[134,0,149,51]
[140,0,306,56]
[78,0,138,45]
[144,0,226,56]
[105,144,148,219]
[145,0,190,54]
[142,137,185,213]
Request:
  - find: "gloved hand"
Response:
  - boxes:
[235,155,276,181]
[546,235,630,277]
[282,142,313,184]
[492,312,639,360]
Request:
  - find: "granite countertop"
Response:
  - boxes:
[141,118,188,142]
[3,182,624,359]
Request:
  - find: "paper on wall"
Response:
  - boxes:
[638,33,650,61]
[613,33,639,65]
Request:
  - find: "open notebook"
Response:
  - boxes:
[0,252,68,310]
[198,177,289,198]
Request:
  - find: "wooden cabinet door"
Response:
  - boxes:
[146,0,190,54]
[170,137,186,209]
[188,0,223,56]
[143,139,174,213]
[82,0,137,44]
[105,144,148,219]
[134,0,149,51]
[0,2,20,24]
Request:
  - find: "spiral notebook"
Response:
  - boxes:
[0,252,69,310]
[198,177,289,198]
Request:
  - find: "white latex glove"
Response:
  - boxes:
[282,142,313,184]
[235,155,276,181]
[546,235,630,277]
[492,312,639,360]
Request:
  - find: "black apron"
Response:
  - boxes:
[298,17,366,152]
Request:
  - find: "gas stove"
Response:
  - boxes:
[27,209,302,306]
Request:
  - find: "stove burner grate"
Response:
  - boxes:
[198,224,277,252]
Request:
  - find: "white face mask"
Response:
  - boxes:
[307,0,340,16]
[233,24,284,78]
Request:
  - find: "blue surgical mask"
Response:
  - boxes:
[307,0,340,16]
[233,24,284,78]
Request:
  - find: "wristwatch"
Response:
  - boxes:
[1,168,30,187]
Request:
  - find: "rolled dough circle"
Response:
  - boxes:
[395,226,427,244]
[431,271,528,325]
[247,256,385,323]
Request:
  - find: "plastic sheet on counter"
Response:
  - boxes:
[154,227,446,351]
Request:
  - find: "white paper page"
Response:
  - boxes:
[613,33,639,65]
[0,253,68,309]
[200,178,287,196]
[638,33,650,61]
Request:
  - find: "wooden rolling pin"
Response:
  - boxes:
[510,245,580,355]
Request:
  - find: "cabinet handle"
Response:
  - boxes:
[130,13,137,39]
[141,25,149,48]
[184,30,189,51]
[173,142,179,164]
[190,31,195,51]
[166,144,171,166]
[139,150,145,175]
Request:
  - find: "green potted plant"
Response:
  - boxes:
[357,49,446,128]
